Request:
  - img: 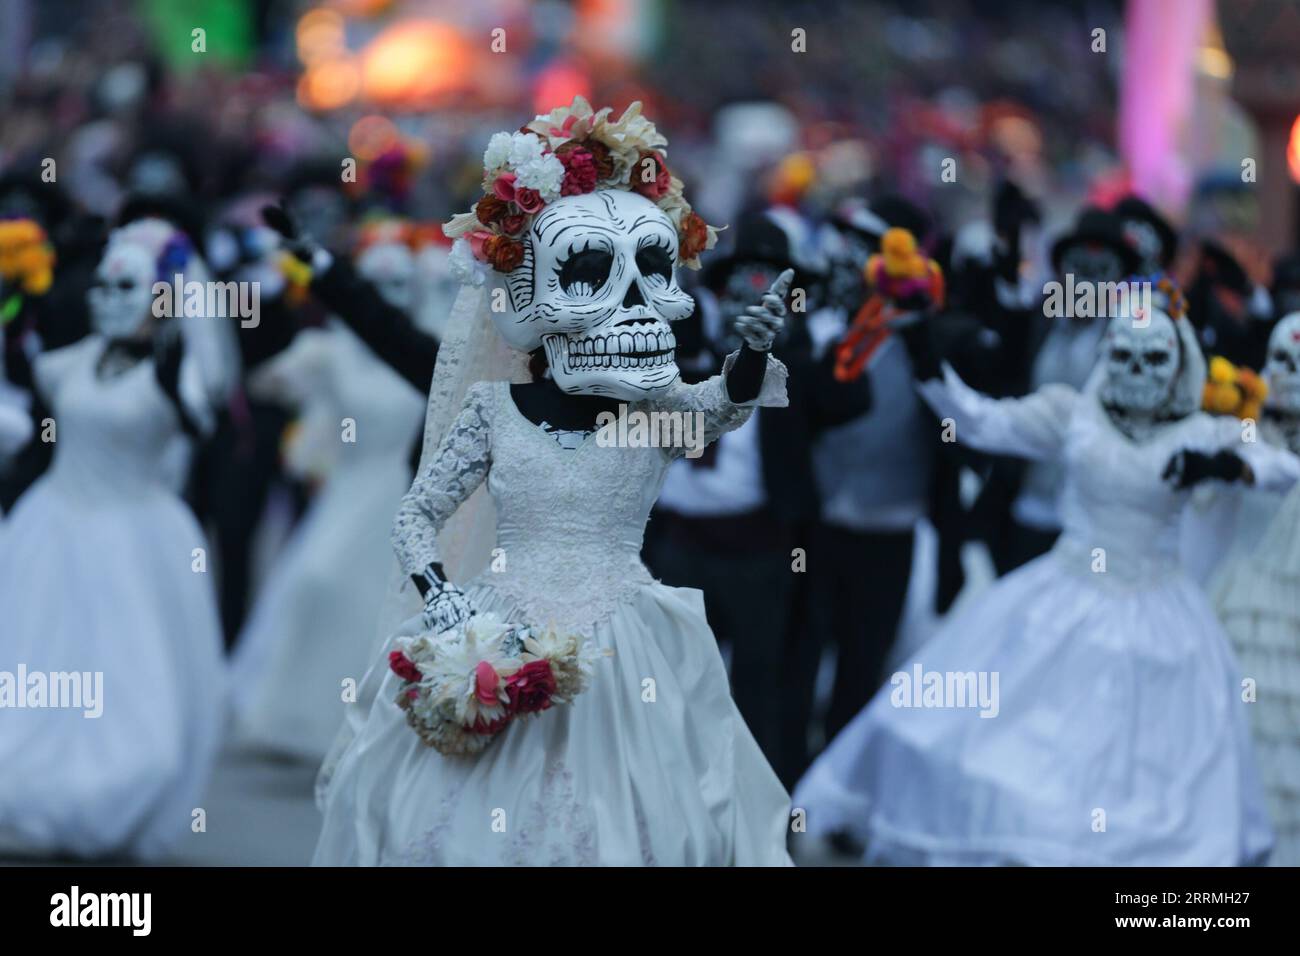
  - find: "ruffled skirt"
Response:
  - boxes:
[794,548,1272,866]
[1213,486,1300,866]
[313,581,792,866]
[0,479,224,859]
[232,459,411,760]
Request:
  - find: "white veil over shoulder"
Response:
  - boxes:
[374,281,529,633]
[316,280,528,805]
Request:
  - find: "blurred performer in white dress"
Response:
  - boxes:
[231,227,425,760]
[1211,312,1300,865]
[795,289,1300,865]
[0,218,227,859]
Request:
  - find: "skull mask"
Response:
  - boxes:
[1265,312,1300,414]
[1101,308,1181,414]
[358,241,416,312]
[489,190,695,399]
[88,237,157,339]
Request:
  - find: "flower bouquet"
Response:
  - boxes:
[388,613,608,756]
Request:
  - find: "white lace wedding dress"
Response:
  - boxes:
[0,336,224,859]
[794,366,1300,865]
[313,365,794,865]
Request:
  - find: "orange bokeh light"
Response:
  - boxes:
[296,8,346,65]
[297,57,360,112]
[1288,114,1300,186]
[360,21,471,109]
[347,115,400,161]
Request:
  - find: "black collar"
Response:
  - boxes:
[104,337,153,360]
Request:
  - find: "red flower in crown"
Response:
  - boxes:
[559,147,598,196]
[631,150,672,201]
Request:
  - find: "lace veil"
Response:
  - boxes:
[315,279,528,805]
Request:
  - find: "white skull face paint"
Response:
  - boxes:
[1101,309,1180,413]
[489,190,695,400]
[88,239,156,339]
[1265,312,1300,414]
[357,241,416,312]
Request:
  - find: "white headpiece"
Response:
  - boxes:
[88,216,239,400]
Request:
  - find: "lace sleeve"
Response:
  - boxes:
[391,381,493,575]
[653,350,789,459]
[917,361,1075,462]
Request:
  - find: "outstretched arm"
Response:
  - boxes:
[1165,418,1300,493]
[311,257,439,394]
[263,200,439,394]
[917,362,1075,462]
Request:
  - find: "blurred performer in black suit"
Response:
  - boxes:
[645,209,871,782]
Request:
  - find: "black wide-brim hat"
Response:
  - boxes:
[700,209,825,295]
[1050,206,1142,276]
[1194,239,1249,295]
[1114,194,1178,269]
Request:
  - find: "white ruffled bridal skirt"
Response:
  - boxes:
[313,581,792,866]
[0,480,224,859]
[232,458,412,760]
[1213,486,1300,866]
[794,546,1272,866]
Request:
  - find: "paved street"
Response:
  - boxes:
[0,747,321,868]
[1,743,862,866]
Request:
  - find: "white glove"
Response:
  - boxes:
[734,268,794,352]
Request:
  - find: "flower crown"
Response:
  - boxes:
[444,96,718,281]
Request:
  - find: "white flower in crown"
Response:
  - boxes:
[482,131,512,171]
[595,100,668,184]
[525,95,606,146]
[513,153,565,202]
